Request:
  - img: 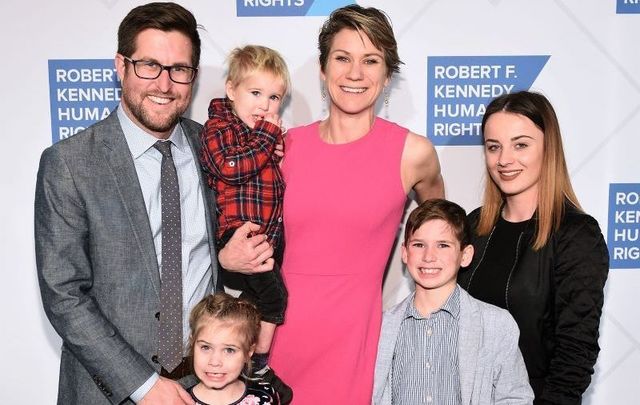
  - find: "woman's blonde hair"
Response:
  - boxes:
[477,91,582,250]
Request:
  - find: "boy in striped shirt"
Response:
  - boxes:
[373,199,533,404]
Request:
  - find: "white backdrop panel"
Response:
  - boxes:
[1,0,638,403]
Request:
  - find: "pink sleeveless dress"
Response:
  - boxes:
[270,118,408,404]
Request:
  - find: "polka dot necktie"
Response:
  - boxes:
[153,141,183,372]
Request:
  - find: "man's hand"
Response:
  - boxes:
[139,377,194,405]
[218,222,274,274]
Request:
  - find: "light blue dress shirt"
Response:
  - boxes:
[117,106,212,402]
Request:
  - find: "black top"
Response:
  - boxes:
[459,203,609,405]
[188,379,278,405]
[465,216,530,309]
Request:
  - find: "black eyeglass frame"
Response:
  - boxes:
[122,55,198,84]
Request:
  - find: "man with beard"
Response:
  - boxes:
[35,3,274,404]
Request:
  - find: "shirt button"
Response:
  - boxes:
[425,362,431,369]
[228,161,236,167]
[277,217,282,222]
[426,395,433,403]
[427,328,433,336]
[151,355,159,364]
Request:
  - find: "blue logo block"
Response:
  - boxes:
[426,55,549,146]
[608,183,640,269]
[236,0,353,17]
[617,0,640,14]
[48,59,121,144]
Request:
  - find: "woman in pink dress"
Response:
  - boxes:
[269,5,445,404]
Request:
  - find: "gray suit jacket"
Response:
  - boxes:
[35,110,218,404]
[373,286,533,405]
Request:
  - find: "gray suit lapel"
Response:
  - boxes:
[458,288,481,404]
[100,111,161,296]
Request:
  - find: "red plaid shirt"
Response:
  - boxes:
[199,98,285,246]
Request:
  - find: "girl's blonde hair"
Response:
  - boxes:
[188,292,261,370]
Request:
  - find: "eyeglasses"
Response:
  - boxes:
[122,56,198,84]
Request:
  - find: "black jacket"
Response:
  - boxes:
[458,203,609,405]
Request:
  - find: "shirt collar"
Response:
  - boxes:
[404,285,461,320]
[117,103,188,159]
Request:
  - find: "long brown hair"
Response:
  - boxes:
[477,91,582,250]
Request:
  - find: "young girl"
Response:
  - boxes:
[188,292,278,405]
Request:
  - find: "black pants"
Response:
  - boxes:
[219,228,288,324]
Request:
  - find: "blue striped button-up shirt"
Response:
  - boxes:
[392,286,461,405]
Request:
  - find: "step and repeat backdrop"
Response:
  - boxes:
[2,0,639,402]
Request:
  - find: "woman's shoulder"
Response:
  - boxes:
[466,207,483,229]
[467,206,482,219]
[558,203,603,240]
[282,121,320,162]
[287,120,321,137]
[374,117,409,135]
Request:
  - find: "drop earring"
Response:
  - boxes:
[384,88,390,119]
[321,85,327,117]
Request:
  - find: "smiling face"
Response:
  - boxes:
[116,28,195,139]
[402,219,473,298]
[321,28,389,117]
[483,111,545,204]
[226,70,285,128]
[192,319,252,392]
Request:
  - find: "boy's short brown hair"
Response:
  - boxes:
[404,199,471,248]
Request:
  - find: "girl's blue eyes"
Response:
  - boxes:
[199,345,238,354]
[250,91,280,101]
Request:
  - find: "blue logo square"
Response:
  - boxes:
[426,55,549,146]
[617,0,640,14]
[608,183,640,269]
[48,59,121,144]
